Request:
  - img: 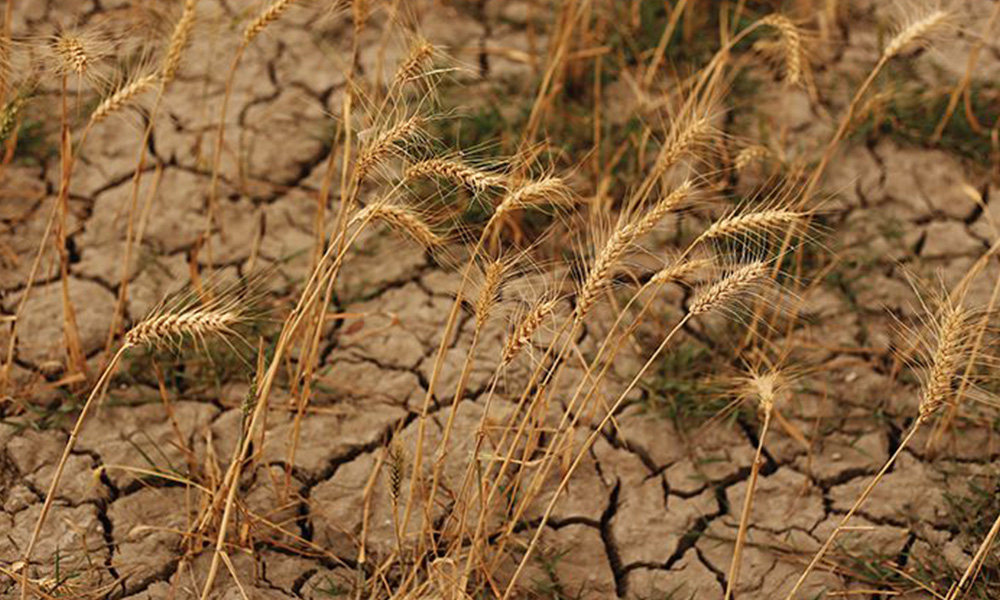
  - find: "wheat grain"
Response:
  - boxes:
[688,261,768,316]
[162,0,197,84]
[244,0,296,44]
[90,73,157,123]
[405,159,505,194]
[884,10,948,59]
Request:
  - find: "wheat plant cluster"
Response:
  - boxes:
[1,0,999,598]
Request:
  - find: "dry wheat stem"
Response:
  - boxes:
[501,316,691,599]
[783,419,924,600]
[946,507,1000,599]
[20,345,129,598]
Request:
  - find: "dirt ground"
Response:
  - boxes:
[3,0,1000,598]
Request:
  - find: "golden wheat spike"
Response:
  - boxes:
[688,261,768,316]
[90,73,157,123]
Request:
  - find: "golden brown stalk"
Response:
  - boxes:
[696,209,804,247]
[355,115,423,179]
[244,0,297,44]
[405,159,505,194]
[489,177,571,228]
[502,298,558,364]
[90,73,157,124]
[353,201,442,248]
[759,14,802,85]
[884,10,949,59]
[688,261,768,316]
[162,0,197,84]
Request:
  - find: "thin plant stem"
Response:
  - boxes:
[725,407,772,600]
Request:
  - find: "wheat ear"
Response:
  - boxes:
[696,209,804,247]
[502,298,558,365]
[90,73,157,124]
[162,0,197,84]
[405,159,506,194]
[394,39,435,86]
[649,257,713,286]
[654,114,712,176]
[474,259,506,329]
[489,176,571,227]
[0,95,23,145]
[353,201,443,248]
[688,261,769,316]
[356,115,424,179]
[735,145,770,171]
[52,34,90,75]
[884,10,949,59]
[759,14,802,85]
[244,0,296,43]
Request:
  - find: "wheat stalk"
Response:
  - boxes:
[162,0,197,84]
[244,0,297,44]
[502,298,558,364]
[405,159,506,194]
[760,14,802,85]
[688,261,768,316]
[884,10,949,59]
[354,201,443,248]
[90,73,157,124]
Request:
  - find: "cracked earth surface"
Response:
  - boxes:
[3,0,1000,598]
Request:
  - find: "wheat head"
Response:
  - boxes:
[688,261,769,316]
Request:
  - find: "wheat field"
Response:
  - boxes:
[1,0,1000,599]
